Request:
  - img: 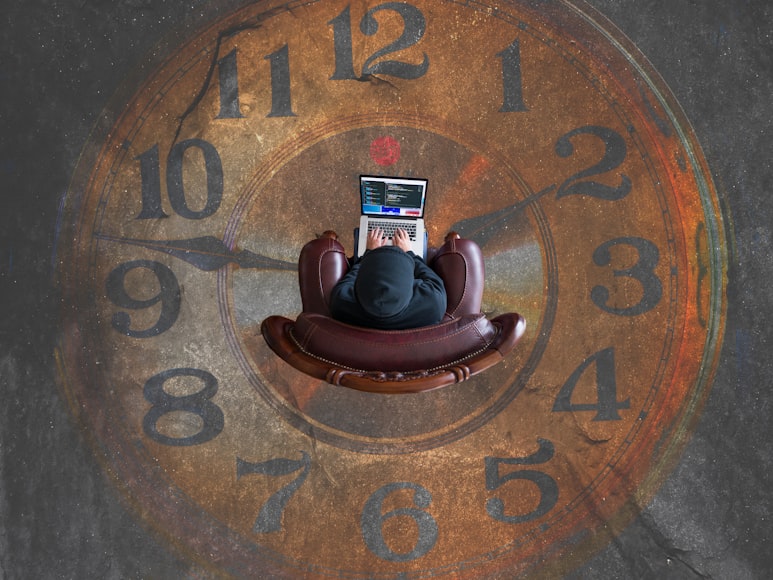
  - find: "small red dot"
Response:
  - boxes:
[370,136,401,166]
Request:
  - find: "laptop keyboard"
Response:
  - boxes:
[368,220,417,241]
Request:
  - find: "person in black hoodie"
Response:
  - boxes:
[329,227,447,330]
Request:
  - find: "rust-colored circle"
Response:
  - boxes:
[55,0,727,577]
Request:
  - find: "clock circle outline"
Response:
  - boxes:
[54,0,727,576]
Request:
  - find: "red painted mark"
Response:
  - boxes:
[370,136,400,166]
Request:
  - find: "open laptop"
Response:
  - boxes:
[357,175,428,259]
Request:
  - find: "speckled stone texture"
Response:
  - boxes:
[1,0,771,577]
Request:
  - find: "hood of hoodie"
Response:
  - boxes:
[354,247,415,319]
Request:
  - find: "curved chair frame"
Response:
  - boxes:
[260,231,526,394]
[261,312,525,393]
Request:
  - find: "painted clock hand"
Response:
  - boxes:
[450,184,555,247]
[96,234,296,271]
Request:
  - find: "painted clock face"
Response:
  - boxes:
[56,0,726,577]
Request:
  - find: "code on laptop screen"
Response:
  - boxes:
[360,176,427,217]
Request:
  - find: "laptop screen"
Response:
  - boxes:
[360,175,427,218]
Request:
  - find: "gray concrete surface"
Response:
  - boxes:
[1,0,771,577]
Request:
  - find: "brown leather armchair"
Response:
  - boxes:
[261,231,526,394]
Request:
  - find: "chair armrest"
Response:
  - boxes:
[298,232,349,316]
[431,233,485,318]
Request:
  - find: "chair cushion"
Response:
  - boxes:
[290,313,498,372]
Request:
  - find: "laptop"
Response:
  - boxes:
[357,175,428,259]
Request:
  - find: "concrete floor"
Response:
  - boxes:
[2,0,772,577]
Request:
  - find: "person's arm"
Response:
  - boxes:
[410,252,445,292]
[329,260,360,302]
[393,228,444,289]
[408,254,447,325]
[396,228,446,323]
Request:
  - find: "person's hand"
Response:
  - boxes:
[393,228,412,252]
[366,227,388,250]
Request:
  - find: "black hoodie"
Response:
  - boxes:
[329,246,447,330]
